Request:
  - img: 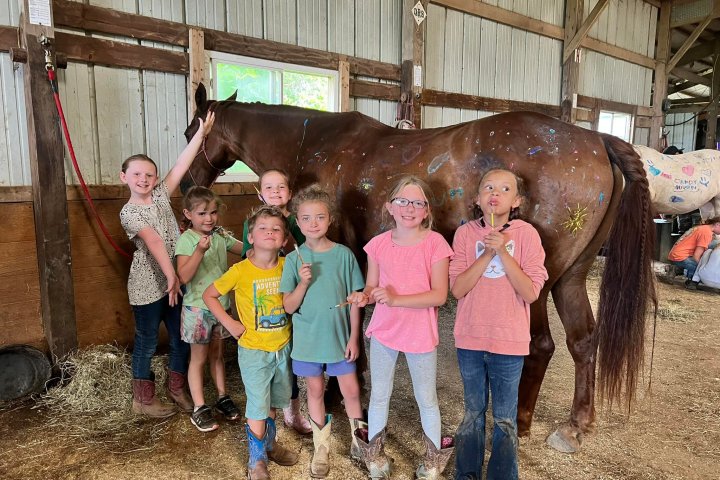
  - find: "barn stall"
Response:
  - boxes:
[0,0,719,479]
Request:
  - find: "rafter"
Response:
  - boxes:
[670,67,712,86]
[667,10,717,72]
[563,0,610,62]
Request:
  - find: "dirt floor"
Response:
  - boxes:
[1,264,719,479]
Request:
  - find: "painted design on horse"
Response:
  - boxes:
[183,84,656,453]
[635,145,720,219]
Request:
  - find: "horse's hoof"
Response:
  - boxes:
[546,425,582,453]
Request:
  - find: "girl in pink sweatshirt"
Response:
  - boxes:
[449,168,547,480]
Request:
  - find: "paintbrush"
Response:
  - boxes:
[294,244,306,264]
[254,185,266,204]
[331,300,352,309]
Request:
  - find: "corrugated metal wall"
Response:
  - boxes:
[423,1,564,128]
[665,113,698,152]
[0,0,401,186]
[578,0,656,107]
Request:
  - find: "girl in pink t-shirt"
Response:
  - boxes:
[355,175,454,479]
[449,168,547,480]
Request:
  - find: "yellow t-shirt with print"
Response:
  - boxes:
[213,257,290,352]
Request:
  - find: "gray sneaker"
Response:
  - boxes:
[190,405,219,432]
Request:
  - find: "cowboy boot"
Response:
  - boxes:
[310,415,332,478]
[354,428,392,479]
[349,417,368,462]
[132,379,176,418]
[265,417,299,466]
[415,434,455,479]
[283,397,312,434]
[246,423,270,480]
[167,370,193,413]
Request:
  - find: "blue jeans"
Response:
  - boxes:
[455,349,524,480]
[672,257,698,279]
[131,295,189,379]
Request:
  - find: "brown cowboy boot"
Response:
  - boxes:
[349,417,368,462]
[415,433,455,479]
[265,417,299,466]
[166,370,193,413]
[132,379,177,418]
[355,428,392,479]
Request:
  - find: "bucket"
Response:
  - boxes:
[0,345,52,402]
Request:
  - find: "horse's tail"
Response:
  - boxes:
[596,133,657,410]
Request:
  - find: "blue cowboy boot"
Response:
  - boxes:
[246,423,269,480]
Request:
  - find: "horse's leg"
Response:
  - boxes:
[544,261,597,453]
[517,288,554,437]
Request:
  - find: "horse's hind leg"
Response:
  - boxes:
[545,260,598,453]
[517,288,554,437]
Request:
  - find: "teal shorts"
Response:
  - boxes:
[237,342,292,420]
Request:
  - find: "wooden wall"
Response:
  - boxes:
[0,184,257,351]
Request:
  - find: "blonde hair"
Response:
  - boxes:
[385,175,434,230]
[247,205,289,236]
[290,184,336,218]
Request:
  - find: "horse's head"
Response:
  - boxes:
[181,83,239,193]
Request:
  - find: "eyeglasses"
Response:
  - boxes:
[391,197,428,209]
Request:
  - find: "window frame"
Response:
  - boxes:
[207,52,340,183]
[597,110,634,143]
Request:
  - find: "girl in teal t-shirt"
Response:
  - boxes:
[176,187,244,432]
[280,185,367,478]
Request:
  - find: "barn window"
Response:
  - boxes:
[597,111,633,143]
[207,52,339,182]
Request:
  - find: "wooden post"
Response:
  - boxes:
[402,0,425,127]
[21,0,78,358]
[188,28,205,121]
[338,58,350,112]
[650,1,671,151]
[561,0,582,124]
[705,51,720,149]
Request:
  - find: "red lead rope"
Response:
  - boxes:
[47,68,132,260]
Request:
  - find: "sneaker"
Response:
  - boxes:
[685,280,699,290]
[190,405,219,432]
[215,395,241,421]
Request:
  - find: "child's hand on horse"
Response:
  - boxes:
[198,111,215,137]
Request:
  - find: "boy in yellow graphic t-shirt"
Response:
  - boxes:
[203,205,299,478]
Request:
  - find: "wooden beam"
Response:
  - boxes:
[574,108,594,123]
[666,10,717,73]
[650,1,672,150]
[431,0,654,69]
[0,25,17,52]
[421,89,562,118]
[188,28,205,122]
[705,51,720,148]
[53,0,189,46]
[580,37,655,69]
[676,38,720,66]
[576,94,652,116]
[670,67,712,86]
[204,29,401,82]
[349,79,400,101]
[55,31,188,74]
[669,96,711,105]
[339,59,350,112]
[563,0,610,63]
[401,0,425,127]
[561,0,582,123]
[21,0,78,359]
[636,116,652,128]
[668,105,705,113]
[431,0,563,40]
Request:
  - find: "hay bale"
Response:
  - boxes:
[34,345,174,452]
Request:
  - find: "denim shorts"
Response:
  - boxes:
[292,358,356,377]
[181,306,230,344]
[238,342,292,420]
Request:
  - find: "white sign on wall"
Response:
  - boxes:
[28,0,52,26]
[412,1,426,26]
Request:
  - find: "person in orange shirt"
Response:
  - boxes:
[668,217,720,289]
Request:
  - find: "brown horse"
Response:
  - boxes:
[183,84,656,452]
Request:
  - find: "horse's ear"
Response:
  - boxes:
[227,90,237,102]
[195,83,208,110]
